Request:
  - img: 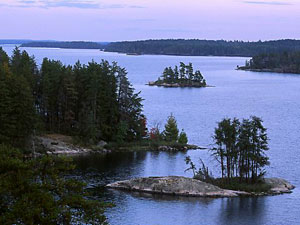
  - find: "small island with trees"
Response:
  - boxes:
[148,62,207,87]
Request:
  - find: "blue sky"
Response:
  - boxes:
[0,0,299,41]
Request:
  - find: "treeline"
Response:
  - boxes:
[21,41,107,49]
[20,39,300,57]
[212,117,269,183]
[153,62,206,87]
[103,39,300,57]
[240,51,300,74]
[0,47,146,148]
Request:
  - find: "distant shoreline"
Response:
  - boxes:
[237,66,300,75]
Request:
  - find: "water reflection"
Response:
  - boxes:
[218,197,266,225]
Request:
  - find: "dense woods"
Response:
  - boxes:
[151,62,206,87]
[0,47,128,223]
[239,51,300,74]
[0,47,146,147]
[21,39,300,57]
[104,39,300,57]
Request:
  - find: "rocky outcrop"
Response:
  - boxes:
[107,176,295,198]
[107,176,249,197]
[263,178,295,194]
[156,145,206,152]
[35,134,111,155]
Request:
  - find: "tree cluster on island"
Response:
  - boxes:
[186,116,270,193]
[150,62,207,87]
[238,51,300,74]
[149,114,188,145]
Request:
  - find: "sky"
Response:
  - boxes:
[0,0,300,41]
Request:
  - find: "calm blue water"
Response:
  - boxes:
[2,45,300,225]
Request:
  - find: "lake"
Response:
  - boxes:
[2,45,300,225]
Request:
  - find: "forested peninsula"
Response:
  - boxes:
[20,39,300,57]
[149,62,207,87]
[21,41,107,49]
[238,51,300,74]
[0,47,197,153]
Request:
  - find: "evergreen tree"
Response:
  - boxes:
[0,47,9,66]
[0,145,109,225]
[163,114,179,142]
[0,63,36,148]
[179,62,186,81]
[178,129,188,144]
[212,117,269,183]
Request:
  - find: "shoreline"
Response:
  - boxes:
[147,82,214,88]
[237,67,300,75]
[35,134,207,156]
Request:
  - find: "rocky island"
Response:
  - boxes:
[107,176,295,197]
[148,62,208,87]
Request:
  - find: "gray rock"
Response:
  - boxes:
[107,176,248,197]
[263,178,295,194]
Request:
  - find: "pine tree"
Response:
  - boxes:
[0,47,9,66]
[0,145,109,224]
[163,114,179,142]
[178,129,188,144]
[0,62,36,148]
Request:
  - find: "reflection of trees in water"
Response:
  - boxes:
[72,152,148,183]
[218,197,266,225]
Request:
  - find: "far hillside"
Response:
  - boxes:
[21,39,300,57]
[103,39,300,57]
[21,41,108,49]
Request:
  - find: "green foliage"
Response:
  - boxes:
[163,114,179,142]
[0,48,146,145]
[0,61,36,148]
[154,62,206,87]
[213,178,271,193]
[0,144,110,225]
[0,47,9,65]
[212,116,269,183]
[242,51,300,74]
[178,129,188,144]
